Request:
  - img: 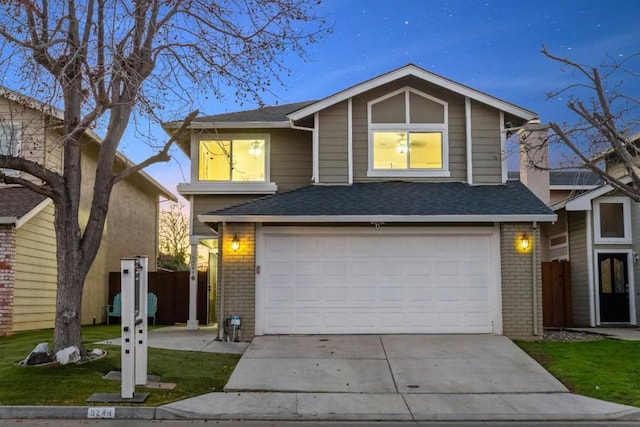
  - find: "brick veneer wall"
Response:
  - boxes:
[0,225,16,336]
[218,223,256,342]
[500,223,543,340]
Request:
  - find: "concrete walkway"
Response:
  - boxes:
[567,327,640,341]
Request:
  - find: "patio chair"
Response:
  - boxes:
[147,292,158,325]
[105,293,122,325]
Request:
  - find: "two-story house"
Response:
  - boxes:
[0,87,175,335]
[163,64,556,341]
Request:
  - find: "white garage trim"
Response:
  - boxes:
[255,226,502,335]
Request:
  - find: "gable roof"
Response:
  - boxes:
[198,181,555,224]
[0,87,176,201]
[0,187,50,227]
[288,64,538,122]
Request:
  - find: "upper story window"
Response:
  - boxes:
[198,136,266,182]
[0,122,21,175]
[368,87,448,177]
[594,197,631,243]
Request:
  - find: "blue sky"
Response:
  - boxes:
[140,0,640,200]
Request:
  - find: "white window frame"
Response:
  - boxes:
[593,197,632,244]
[367,87,449,178]
[193,133,275,192]
[0,122,22,176]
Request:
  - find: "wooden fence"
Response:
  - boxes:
[542,261,572,327]
[108,271,209,325]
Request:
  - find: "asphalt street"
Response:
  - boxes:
[2,420,640,427]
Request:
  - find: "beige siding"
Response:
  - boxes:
[76,142,163,325]
[568,211,590,325]
[192,195,261,236]
[471,101,502,184]
[13,203,57,332]
[0,97,47,184]
[318,101,349,184]
[352,76,467,182]
[546,209,569,261]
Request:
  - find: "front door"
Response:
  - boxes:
[598,252,630,323]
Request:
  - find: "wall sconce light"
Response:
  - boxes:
[231,234,240,251]
[518,233,532,253]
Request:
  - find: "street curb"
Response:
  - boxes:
[0,405,155,420]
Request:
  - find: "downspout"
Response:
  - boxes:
[218,221,226,341]
[532,221,539,336]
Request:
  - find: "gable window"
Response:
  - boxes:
[198,137,266,182]
[0,122,21,175]
[368,87,448,177]
[594,197,631,243]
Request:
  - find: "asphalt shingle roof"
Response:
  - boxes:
[0,187,47,218]
[205,181,554,218]
[193,101,316,123]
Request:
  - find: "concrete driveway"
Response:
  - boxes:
[224,334,567,394]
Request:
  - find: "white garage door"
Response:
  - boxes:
[257,227,500,334]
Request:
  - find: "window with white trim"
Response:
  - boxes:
[0,122,21,175]
[198,136,267,182]
[594,197,631,243]
[368,87,448,177]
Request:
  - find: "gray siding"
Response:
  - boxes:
[630,201,640,323]
[318,101,349,184]
[269,128,312,192]
[471,101,502,184]
[568,211,590,325]
[351,76,467,182]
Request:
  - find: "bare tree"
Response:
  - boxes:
[523,47,640,201]
[159,202,189,271]
[0,0,328,354]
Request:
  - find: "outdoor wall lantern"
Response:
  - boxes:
[231,234,240,251]
[517,233,532,253]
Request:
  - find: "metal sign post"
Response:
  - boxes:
[120,256,149,399]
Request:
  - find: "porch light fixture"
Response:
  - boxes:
[249,140,262,156]
[231,234,240,251]
[518,234,532,252]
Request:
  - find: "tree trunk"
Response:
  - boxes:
[53,198,85,353]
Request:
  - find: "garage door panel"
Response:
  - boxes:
[260,229,497,334]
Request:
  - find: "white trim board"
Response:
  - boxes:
[288,64,537,122]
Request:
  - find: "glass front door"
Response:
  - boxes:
[598,252,630,323]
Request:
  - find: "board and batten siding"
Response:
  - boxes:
[317,101,349,184]
[567,210,590,325]
[470,101,502,184]
[12,203,57,332]
[350,76,467,182]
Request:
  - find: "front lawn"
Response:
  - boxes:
[517,338,640,407]
[0,325,240,406]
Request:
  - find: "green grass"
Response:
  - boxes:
[517,339,640,407]
[0,325,240,406]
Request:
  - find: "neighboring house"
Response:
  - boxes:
[163,64,556,341]
[550,158,640,327]
[0,88,175,336]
